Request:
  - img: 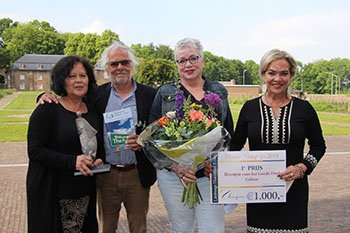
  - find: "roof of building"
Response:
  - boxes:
[12,54,66,71]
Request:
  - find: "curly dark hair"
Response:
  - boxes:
[51,56,97,97]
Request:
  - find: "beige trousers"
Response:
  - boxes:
[96,168,150,233]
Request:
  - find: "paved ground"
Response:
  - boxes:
[0,91,22,110]
[0,139,349,233]
[0,92,350,232]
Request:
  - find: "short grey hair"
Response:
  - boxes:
[174,38,204,61]
[99,40,138,71]
[259,49,297,77]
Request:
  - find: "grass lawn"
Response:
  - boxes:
[228,103,350,136]
[0,110,32,122]
[0,92,349,142]
[4,91,42,109]
[229,104,243,112]
[320,124,350,136]
[318,112,350,124]
[0,123,28,142]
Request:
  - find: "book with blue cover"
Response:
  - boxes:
[103,108,135,152]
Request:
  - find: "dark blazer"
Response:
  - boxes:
[90,80,157,188]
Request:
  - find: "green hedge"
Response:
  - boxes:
[0,89,16,99]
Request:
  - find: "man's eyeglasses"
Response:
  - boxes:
[176,55,201,66]
[108,59,131,67]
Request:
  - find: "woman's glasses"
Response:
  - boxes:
[176,55,201,66]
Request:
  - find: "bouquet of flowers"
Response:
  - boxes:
[138,89,231,208]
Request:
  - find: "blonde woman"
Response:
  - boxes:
[231,49,326,232]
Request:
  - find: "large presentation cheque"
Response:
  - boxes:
[211,150,286,204]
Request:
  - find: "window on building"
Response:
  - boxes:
[19,75,25,80]
[37,64,43,69]
[19,64,25,69]
[37,83,43,90]
[37,74,42,80]
[19,83,25,90]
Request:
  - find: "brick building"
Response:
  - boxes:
[10,54,111,91]
[10,54,66,91]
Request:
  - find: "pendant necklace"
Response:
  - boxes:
[263,94,287,108]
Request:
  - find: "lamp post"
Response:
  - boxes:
[243,69,247,85]
[330,73,340,95]
[331,74,333,95]
[333,74,339,94]
[326,72,334,95]
[297,66,303,91]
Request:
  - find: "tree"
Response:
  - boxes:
[131,43,156,59]
[64,30,120,64]
[0,46,10,71]
[3,23,39,58]
[132,43,174,61]
[76,33,99,63]
[94,29,120,63]
[203,51,243,82]
[2,19,65,71]
[64,32,85,55]
[134,58,178,87]
[37,30,65,54]
[0,18,17,72]
[243,60,260,85]
[294,58,350,94]
[0,18,17,37]
[29,19,56,32]
[155,45,174,60]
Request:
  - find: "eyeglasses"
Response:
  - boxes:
[108,59,131,67]
[176,55,201,66]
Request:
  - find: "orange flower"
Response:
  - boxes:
[206,119,214,128]
[158,116,170,126]
[189,110,204,122]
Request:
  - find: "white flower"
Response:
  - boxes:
[166,111,176,119]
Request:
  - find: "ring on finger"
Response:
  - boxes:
[181,174,185,179]
[290,173,294,177]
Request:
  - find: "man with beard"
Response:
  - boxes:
[92,41,156,233]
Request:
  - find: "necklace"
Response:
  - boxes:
[59,97,86,113]
[263,93,287,108]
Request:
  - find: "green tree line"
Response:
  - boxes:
[1,18,349,93]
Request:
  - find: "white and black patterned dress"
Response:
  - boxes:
[232,96,326,233]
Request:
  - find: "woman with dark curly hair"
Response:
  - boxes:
[26,56,105,233]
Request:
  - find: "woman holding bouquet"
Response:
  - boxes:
[149,38,234,233]
[226,49,326,232]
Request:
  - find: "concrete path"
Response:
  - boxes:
[0,91,22,110]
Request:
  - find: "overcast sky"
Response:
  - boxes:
[1,0,350,64]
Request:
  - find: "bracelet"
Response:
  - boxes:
[294,163,305,179]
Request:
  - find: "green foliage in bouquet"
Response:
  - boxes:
[147,91,222,148]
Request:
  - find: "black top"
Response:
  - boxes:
[232,97,326,232]
[26,102,104,233]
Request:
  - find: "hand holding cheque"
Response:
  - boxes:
[210,150,288,204]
